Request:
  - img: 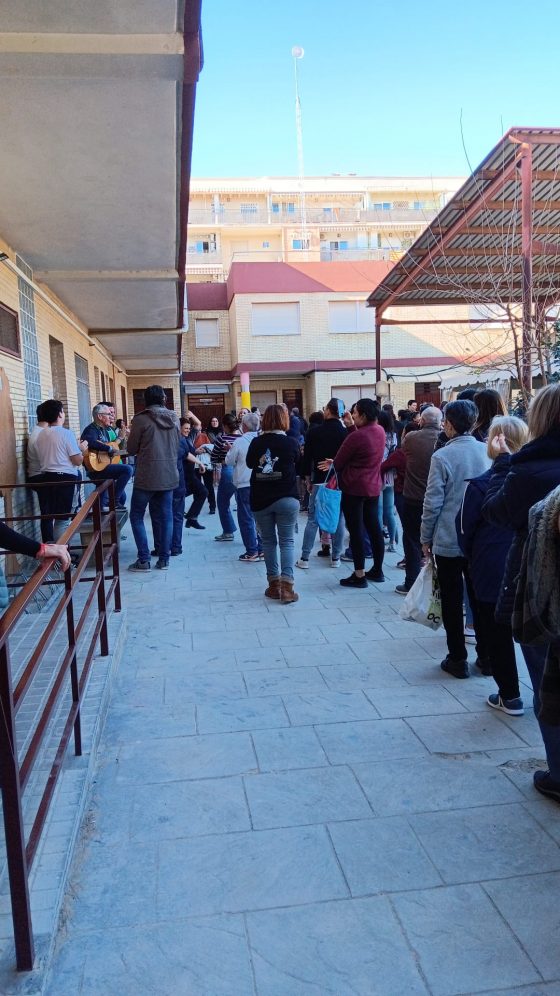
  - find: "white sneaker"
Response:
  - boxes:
[331,559,341,568]
[464,625,476,644]
[296,558,309,570]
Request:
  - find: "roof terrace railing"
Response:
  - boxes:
[0,482,121,971]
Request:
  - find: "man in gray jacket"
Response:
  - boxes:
[420,400,490,677]
[126,385,180,571]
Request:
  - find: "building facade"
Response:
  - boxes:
[182,261,489,422]
[186,175,465,280]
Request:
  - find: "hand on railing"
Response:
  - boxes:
[37,543,72,571]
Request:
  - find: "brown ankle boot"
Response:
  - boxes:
[280,578,299,604]
[264,576,281,599]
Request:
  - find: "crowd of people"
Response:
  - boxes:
[2,381,560,803]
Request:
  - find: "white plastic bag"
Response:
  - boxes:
[399,561,442,630]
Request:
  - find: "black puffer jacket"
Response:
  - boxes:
[482,425,560,623]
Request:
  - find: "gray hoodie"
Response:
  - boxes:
[127,406,180,491]
[420,434,491,557]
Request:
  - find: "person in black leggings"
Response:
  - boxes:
[318,398,385,589]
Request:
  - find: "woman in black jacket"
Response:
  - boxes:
[458,415,528,711]
[482,384,560,803]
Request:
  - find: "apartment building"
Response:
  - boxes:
[186,174,465,280]
[182,260,481,422]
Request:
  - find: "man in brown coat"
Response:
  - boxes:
[397,405,442,594]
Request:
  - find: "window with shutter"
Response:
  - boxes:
[195,318,220,348]
[251,302,300,336]
[0,302,20,356]
[328,301,373,334]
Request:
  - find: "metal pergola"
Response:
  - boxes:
[367,128,560,392]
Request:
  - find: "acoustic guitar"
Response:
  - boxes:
[84,450,126,473]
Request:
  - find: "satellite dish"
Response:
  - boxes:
[291,46,304,58]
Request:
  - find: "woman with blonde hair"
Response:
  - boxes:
[483,384,560,802]
[458,416,529,714]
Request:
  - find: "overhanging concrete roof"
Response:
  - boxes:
[0,1,203,374]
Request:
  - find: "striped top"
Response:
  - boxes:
[211,431,242,465]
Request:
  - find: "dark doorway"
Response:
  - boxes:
[282,388,303,414]
[415,382,442,408]
[132,388,174,415]
[120,385,128,423]
[187,394,225,429]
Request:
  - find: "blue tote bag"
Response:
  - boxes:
[315,465,342,534]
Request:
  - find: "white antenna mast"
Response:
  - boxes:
[291,46,307,251]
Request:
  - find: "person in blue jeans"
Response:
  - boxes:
[126,385,180,571]
[151,423,206,557]
[246,404,301,603]
[212,414,242,542]
[296,397,348,569]
[225,412,263,561]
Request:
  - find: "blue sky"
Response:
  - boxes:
[191,0,560,179]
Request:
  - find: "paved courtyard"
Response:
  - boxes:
[45,505,560,995]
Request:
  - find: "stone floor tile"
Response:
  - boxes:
[410,803,560,884]
[319,621,391,644]
[157,826,348,917]
[163,671,247,704]
[392,883,540,995]
[112,674,165,707]
[234,647,286,670]
[192,629,261,652]
[281,643,359,668]
[243,666,327,697]
[471,985,560,996]
[114,732,257,781]
[251,726,328,772]
[316,719,428,765]
[283,690,378,726]
[128,777,250,841]
[244,765,371,829]
[353,755,524,816]
[63,840,159,932]
[483,872,560,980]
[196,695,289,734]
[329,816,442,894]
[319,661,410,691]
[256,624,327,648]
[350,638,434,663]
[102,704,197,745]
[246,897,428,995]
[339,605,400,624]
[71,915,254,996]
[407,711,529,753]
[365,684,469,718]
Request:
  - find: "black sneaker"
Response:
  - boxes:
[395,583,410,595]
[170,549,182,556]
[185,519,205,530]
[150,549,159,557]
[365,568,385,583]
[340,573,368,589]
[155,558,169,570]
[128,559,150,572]
[208,508,216,514]
[534,770,560,803]
[317,545,331,558]
[440,655,469,679]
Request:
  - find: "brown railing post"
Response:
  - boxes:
[64,560,82,758]
[92,487,109,656]
[0,642,34,971]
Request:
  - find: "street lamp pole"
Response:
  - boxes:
[291,46,307,251]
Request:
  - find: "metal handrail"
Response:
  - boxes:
[0,482,121,971]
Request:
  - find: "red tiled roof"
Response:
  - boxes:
[186,281,229,311]
[227,261,394,302]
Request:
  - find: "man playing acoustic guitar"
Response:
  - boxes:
[81,403,133,511]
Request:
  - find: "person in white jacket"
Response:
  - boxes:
[225,412,263,561]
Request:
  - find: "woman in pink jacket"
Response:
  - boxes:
[319,398,386,589]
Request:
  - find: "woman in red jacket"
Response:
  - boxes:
[319,398,386,589]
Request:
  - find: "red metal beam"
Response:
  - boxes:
[372,156,521,317]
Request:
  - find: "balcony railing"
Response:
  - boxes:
[0,482,121,971]
[319,248,392,262]
[187,206,440,228]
